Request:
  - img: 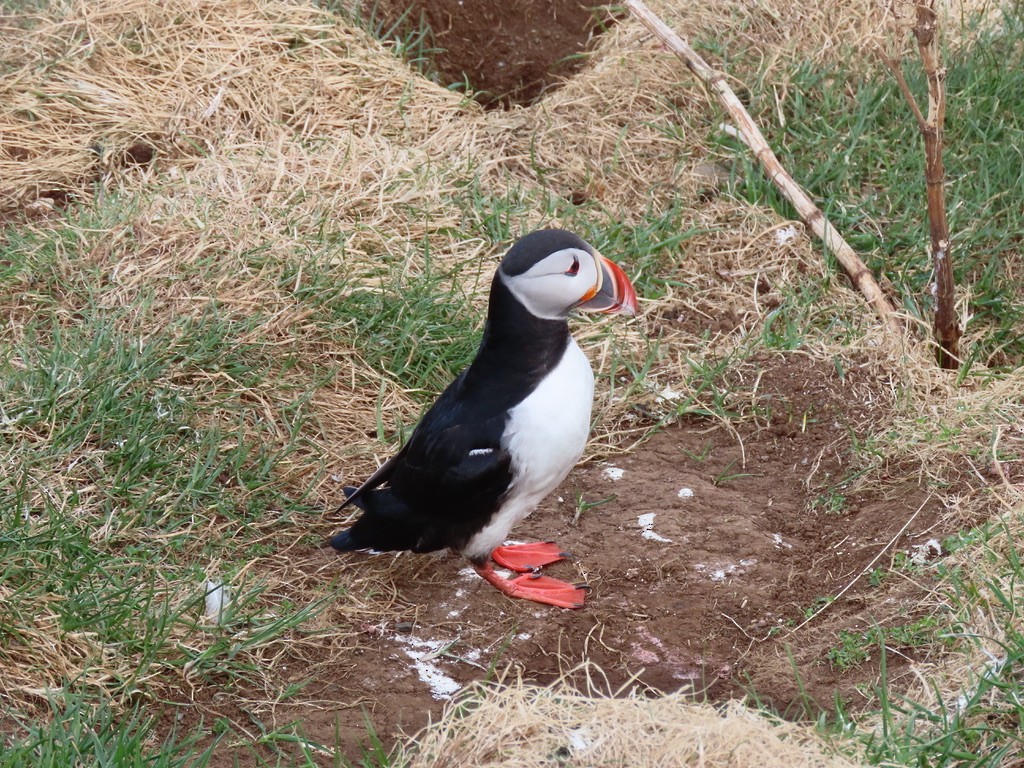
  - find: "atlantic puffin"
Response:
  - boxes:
[329,229,638,609]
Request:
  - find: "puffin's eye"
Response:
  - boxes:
[565,256,580,276]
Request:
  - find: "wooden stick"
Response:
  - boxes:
[880,4,960,368]
[913,1,960,368]
[625,0,902,335]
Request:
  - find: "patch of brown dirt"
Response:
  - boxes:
[210,355,960,763]
[367,0,615,107]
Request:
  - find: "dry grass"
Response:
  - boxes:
[403,666,863,768]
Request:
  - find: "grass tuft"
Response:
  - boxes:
[0,693,216,768]
[726,17,1024,365]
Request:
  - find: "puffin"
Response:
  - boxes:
[329,229,638,609]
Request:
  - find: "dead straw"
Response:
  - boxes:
[625,0,903,336]
[404,664,863,768]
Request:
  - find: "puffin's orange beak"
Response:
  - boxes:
[577,252,639,316]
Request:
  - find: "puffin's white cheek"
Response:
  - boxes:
[532,277,578,317]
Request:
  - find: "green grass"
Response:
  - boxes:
[722,16,1024,366]
[827,616,949,671]
[0,694,216,768]
[829,639,1024,766]
[0,214,334,762]
[319,253,482,401]
[809,490,847,515]
[814,515,1024,766]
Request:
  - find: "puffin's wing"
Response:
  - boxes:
[387,405,514,519]
[332,418,512,554]
[336,451,401,512]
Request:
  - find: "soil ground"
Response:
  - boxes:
[368,0,614,106]
[184,355,959,764]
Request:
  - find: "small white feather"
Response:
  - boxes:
[204,580,231,624]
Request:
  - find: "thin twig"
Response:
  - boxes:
[625,0,902,335]
[784,496,929,635]
[877,51,927,131]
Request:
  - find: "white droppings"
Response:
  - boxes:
[203,580,231,624]
[910,538,943,565]
[568,727,594,754]
[775,224,799,244]
[657,386,683,402]
[516,632,531,641]
[643,530,672,543]
[694,559,758,583]
[677,487,694,498]
[463,563,510,580]
[602,464,625,481]
[637,513,672,543]
[393,636,463,700]
[955,648,1006,714]
[772,533,793,549]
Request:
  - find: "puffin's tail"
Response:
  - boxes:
[327,488,443,554]
[328,529,358,551]
[334,486,365,514]
[329,487,366,551]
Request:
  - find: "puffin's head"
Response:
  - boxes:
[498,229,638,321]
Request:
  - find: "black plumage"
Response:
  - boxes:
[328,229,638,609]
[330,246,570,557]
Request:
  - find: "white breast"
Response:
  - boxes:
[461,339,595,560]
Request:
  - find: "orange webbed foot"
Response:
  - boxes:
[474,561,589,609]
[491,541,571,572]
